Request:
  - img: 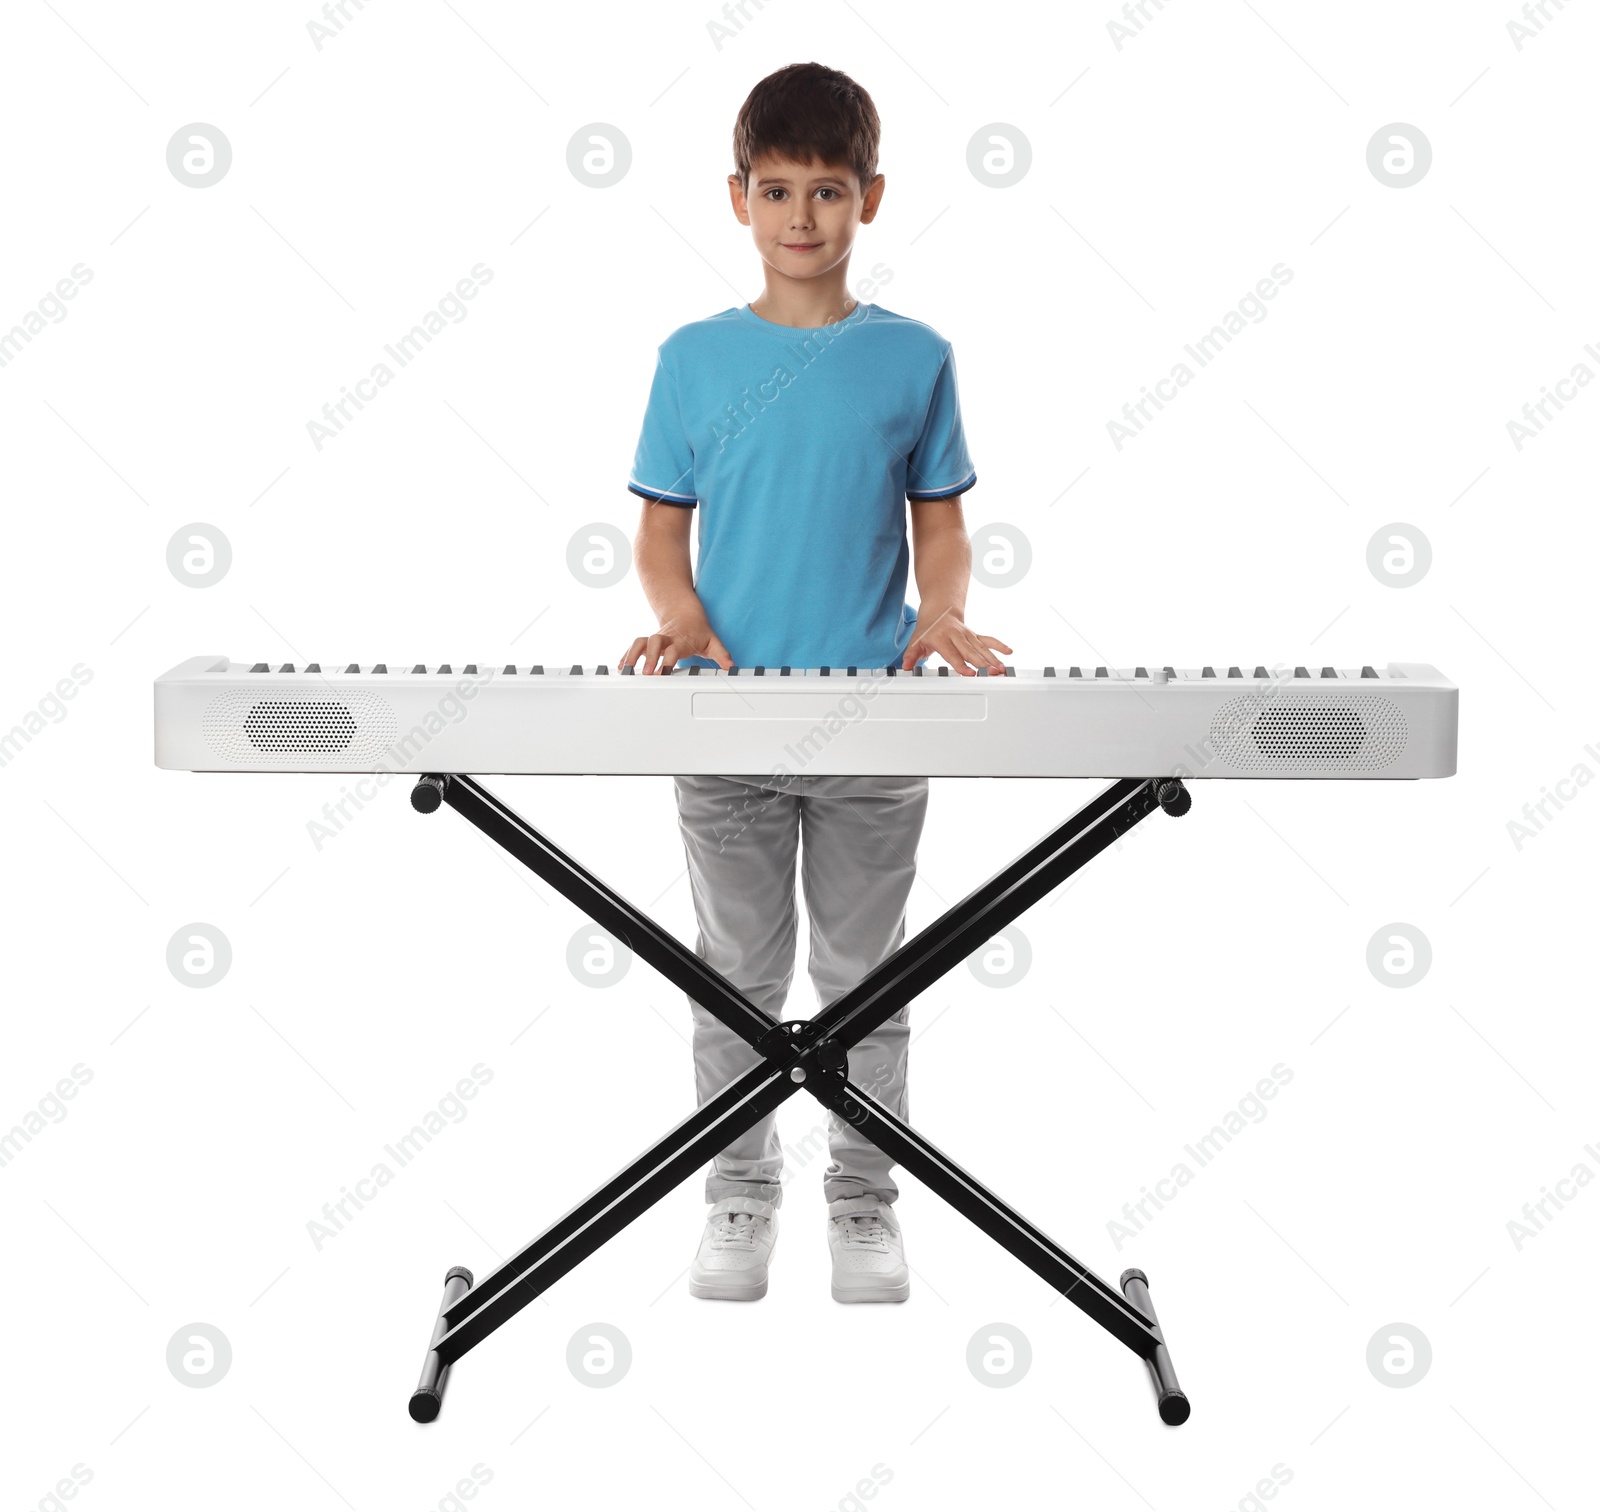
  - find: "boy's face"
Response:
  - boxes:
[728,153,883,285]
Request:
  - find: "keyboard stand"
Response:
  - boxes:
[404,771,1194,1426]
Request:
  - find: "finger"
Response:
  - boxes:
[618,638,647,671]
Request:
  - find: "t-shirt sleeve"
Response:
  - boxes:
[905,346,977,500]
[627,351,697,507]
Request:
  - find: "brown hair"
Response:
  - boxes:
[732,63,880,193]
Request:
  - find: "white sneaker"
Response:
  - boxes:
[689,1197,778,1301]
[828,1200,909,1303]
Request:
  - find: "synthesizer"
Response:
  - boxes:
[153,657,1457,779]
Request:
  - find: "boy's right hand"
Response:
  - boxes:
[619,614,734,674]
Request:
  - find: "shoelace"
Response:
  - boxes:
[711,1213,762,1252]
[836,1214,887,1251]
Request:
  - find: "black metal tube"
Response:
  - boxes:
[1120,1269,1191,1425]
[409,1266,473,1423]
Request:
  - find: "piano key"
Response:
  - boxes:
[596,664,608,675]
[344,663,359,673]
[1004,666,1015,676]
[504,664,517,674]
[847,666,858,676]
[1044,666,1056,677]
[413,664,427,674]
[1163,666,1175,679]
[1135,666,1148,678]
[1095,667,1108,678]
[1202,666,1216,678]
[250,662,268,673]
[820,665,831,676]
[1361,665,1378,678]
[374,664,387,674]
[1254,665,1268,679]
[570,664,582,675]
[1321,666,1337,678]
[689,666,701,675]
[620,665,633,675]
[305,663,321,673]
[1228,666,1242,678]
[1294,666,1309,678]
[913,667,924,676]
[755,666,766,676]
[1069,667,1082,678]
[781,666,792,676]
[438,664,452,674]
[938,666,949,676]
[530,665,544,675]
[464,664,478,675]
[279,663,294,673]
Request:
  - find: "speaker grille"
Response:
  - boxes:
[1209,694,1407,772]
[203,691,398,766]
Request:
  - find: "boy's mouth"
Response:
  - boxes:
[780,241,822,251]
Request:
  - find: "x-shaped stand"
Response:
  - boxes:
[405,772,1193,1426]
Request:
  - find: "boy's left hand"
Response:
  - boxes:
[902,607,1012,675]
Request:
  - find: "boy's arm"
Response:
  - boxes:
[901,498,1012,676]
[619,500,734,674]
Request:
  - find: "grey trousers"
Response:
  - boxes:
[673,772,929,1215]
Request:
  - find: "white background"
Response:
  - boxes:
[2,2,1597,1509]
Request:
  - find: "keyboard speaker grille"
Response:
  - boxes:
[1209,694,1407,772]
[203,692,398,765]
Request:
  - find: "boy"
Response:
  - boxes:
[620,62,1010,1304]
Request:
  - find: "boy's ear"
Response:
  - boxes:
[727,173,751,226]
[859,173,886,225]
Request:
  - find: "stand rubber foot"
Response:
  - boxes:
[1120,1267,1190,1426]
[409,1265,474,1423]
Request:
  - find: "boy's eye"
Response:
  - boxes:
[815,187,838,201]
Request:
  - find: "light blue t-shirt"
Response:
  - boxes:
[627,301,977,670]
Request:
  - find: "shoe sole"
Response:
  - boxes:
[689,1276,769,1301]
[831,1280,910,1304]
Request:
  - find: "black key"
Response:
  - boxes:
[977,666,989,677]
[279,663,294,673]
[1254,665,1269,680]
[1095,667,1108,678]
[938,666,949,676]
[345,663,360,674]
[689,666,701,676]
[1135,666,1148,679]
[780,666,792,676]
[1044,666,1056,677]
[503,663,517,674]
[373,664,387,674]
[1164,666,1175,678]
[620,665,633,675]
[1294,666,1309,678]
[530,664,544,674]
[413,664,427,674]
[1003,666,1015,676]
[847,666,857,676]
[913,667,924,677]
[820,665,831,676]
[250,662,268,673]
[596,664,608,675]
[1321,666,1337,678]
[570,664,583,675]
[1202,666,1216,678]
[305,663,321,673]
[464,663,478,675]
[755,666,765,676]
[1228,666,1242,678]
[1069,666,1082,678]
[438,664,451,674]
[886,667,898,676]
[1361,665,1378,678]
